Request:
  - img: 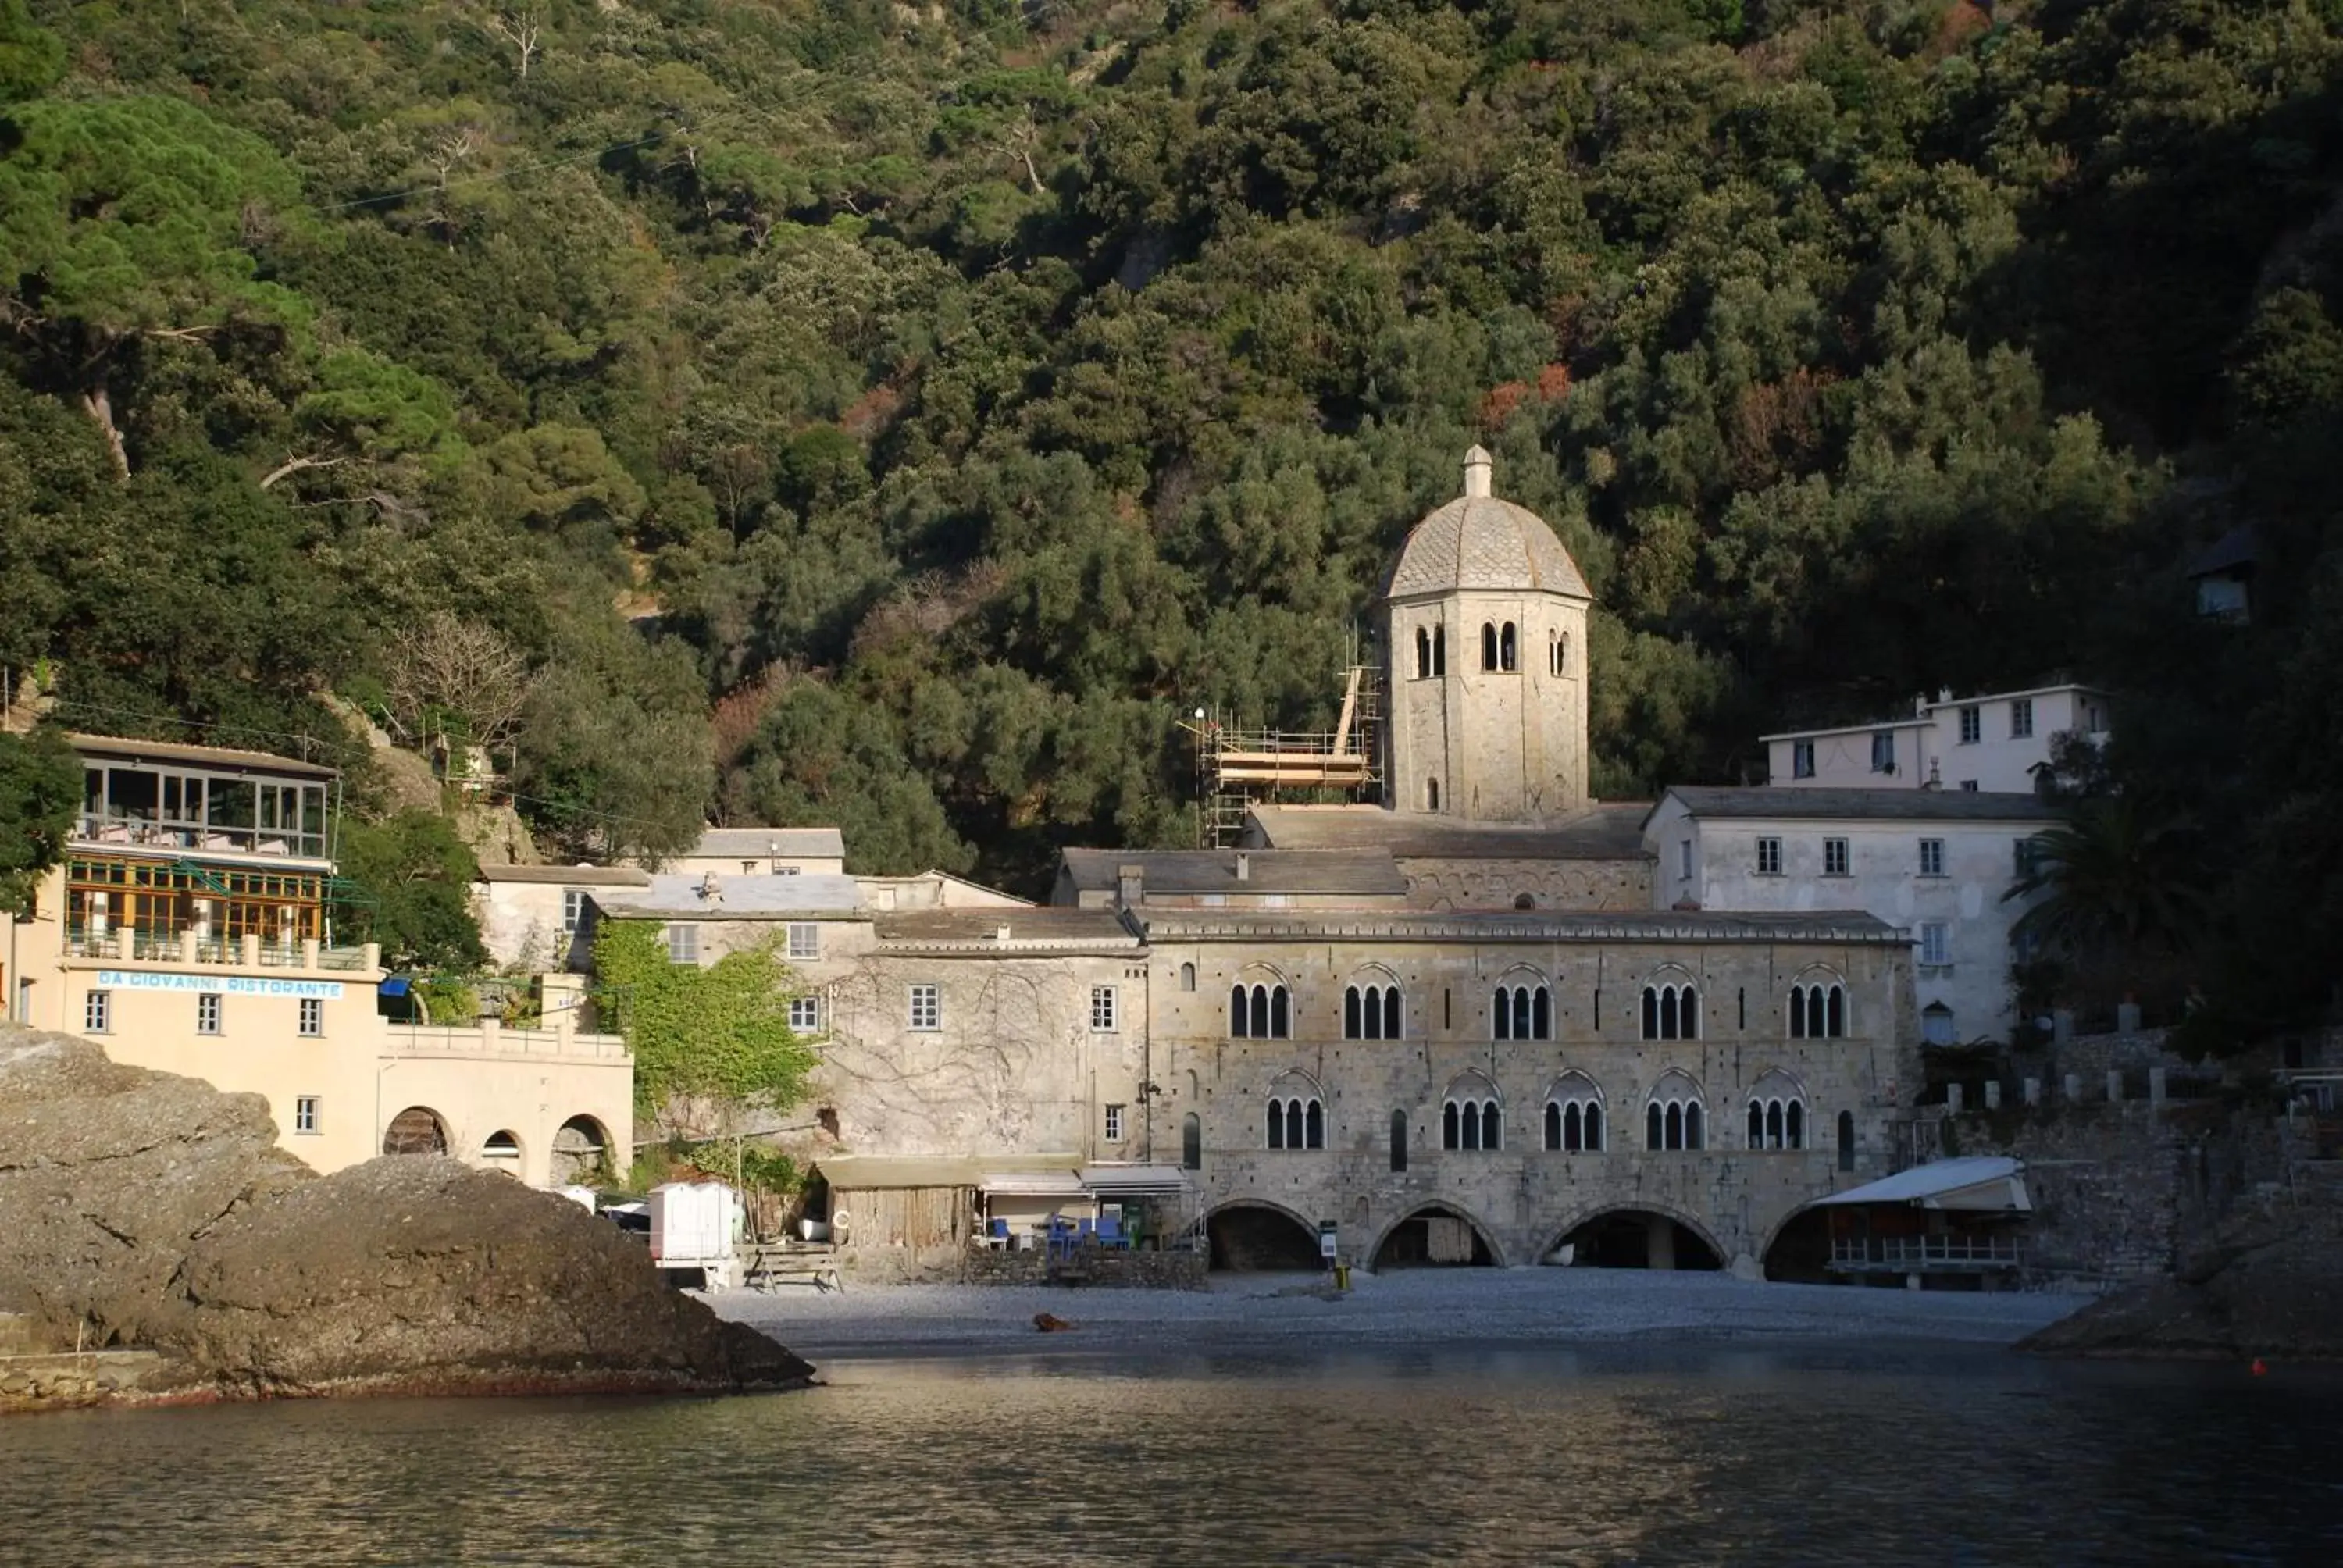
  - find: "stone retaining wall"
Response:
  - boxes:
[962,1246,1208,1290]
[1956,1099,2288,1288]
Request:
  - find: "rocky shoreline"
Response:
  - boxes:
[2020,1197,2343,1363]
[0,1026,812,1413]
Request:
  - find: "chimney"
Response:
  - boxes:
[1116,863,1145,909]
[1463,444,1493,499]
[994,922,1013,943]
[1234,850,1251,882]
[697,871,722,904]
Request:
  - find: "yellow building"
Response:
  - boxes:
[3,735,633,1188]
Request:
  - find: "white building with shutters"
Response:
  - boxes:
[1642,787,2063,1046]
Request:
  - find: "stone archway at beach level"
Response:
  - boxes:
[382,1105,449,1156]
[1549,1208,1724,1270]
[1370,1204,1500,1270]
[1205,1203,1322,1271]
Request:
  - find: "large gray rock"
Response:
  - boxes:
[0,1025,811,1402]
[0,1027,306,1347]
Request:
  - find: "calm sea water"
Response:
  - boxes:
[2,1347,2337,1566]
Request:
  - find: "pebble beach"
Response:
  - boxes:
[713,1267,2093,1363]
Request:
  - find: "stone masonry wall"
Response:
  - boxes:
[1956,1100,2288,1286]
[961,1246,1207,1290]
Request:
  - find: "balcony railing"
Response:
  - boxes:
[381,1022,631,1063]
[61,929,379,974]
[73,814,329,861]
[1831,1235,2021,1270]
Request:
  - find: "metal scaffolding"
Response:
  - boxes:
[1186,653,1385,847]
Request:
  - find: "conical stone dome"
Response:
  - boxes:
[1383,447,1591,600]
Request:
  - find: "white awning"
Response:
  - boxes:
[1081,1164,1193,1196]
[1811,1156,2031,1213]
[978,1170,1086,1197]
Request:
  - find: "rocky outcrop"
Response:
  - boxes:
[2020,1199,2343,1361]
[0,1026,811,1406]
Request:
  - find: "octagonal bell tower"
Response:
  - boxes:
[1382,447,1592,821]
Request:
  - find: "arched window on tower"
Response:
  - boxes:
[1837,1110,1856,1171]
[1414,625,1432,679]
[1550,630,1567,676]
[1481,623,1499,671]
[1500,622,1517,672]
[1432,623,1446,676]
[1181,1112,1201,1171]
[1179,962,1196,992]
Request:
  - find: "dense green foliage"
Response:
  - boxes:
[591,919,814,1123]
[0,725,80,915]
[4,1,2343,1039]
[335,808,490,970]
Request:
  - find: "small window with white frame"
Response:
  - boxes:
[788,996,822,1032]
[1104,1103,1125,1142]
[2010,698,2034,739]
[196,992,223,1035]
[1823,837,1849,877]
[1090,985,1118,1032]
[562,889,587,932]
[1918,838,1945,877]
[1958,706,1981,744]
[85,989,111,1034]
[666,923,700,964]
[908,983,942,1031]
[1792,739,1816,779]
[1756,836,1782,875]
[294,1096,321,1135]
[786,922,819,960]
[1919,921,1951,968]
[298,996,323,1037]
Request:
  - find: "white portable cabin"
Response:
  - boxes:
[647,1181,742,1291]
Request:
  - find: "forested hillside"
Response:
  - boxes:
[5,1,2342,1027]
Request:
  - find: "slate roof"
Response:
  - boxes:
[1057,846,1407,896]
[476,864,651,886]
[1246,803,1653,861]
[1655,786,2062,823]
[684,826,846,861]
[1139,907,1903,944]
[595,872,865,918]
[873,908,1143,950]
[2185,523,2261,579]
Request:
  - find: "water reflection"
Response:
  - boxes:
[0,1349,2336,1566]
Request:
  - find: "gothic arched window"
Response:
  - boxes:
[1641,982,1699,1041]
[1482,622,1500,671]
[1500,622,1517,672]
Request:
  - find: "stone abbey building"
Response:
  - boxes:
[595,451,1927,1278]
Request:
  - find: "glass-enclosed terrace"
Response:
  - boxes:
[72,735,337,861]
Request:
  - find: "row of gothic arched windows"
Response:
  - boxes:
[1492,983,1552,1040]
[1344,984,1402,1040]
[1444,1097,1503,1150]
[1229,983,1290,1039]
[1749,1097,1806,1150]
[1266,1096,1324,1150]
[1642,983,1699,1041]
[1218,975,1849,1041]
[1788,983,1846,1039]
[1546,1096,1604,1152]
[1411,622,1569,679]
